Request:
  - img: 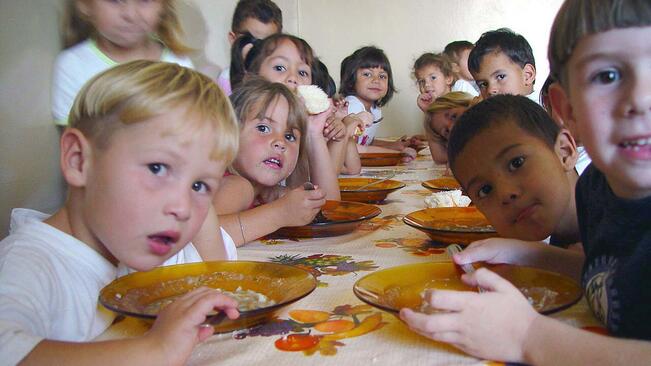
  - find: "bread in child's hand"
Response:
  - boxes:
[296,85,330,115]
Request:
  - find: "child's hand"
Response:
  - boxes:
[307,102,334,140]
[324,116,346,141]
[342,113,367,137]
[400,268,540,362]
[453,238,540,267]
[408,134,428,149]
[145,287,240,366]
[417,92,434,112]
[332,96,349,120]
[275,184,326,226]
[400,147,417,162]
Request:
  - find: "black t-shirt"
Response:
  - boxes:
[576,165,651,339]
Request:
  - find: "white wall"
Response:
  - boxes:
[0,0,563,235]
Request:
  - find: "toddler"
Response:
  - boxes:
[217,0,283,95]
[0,61,240,365]
[413,53,477,112]
[468,28,537,100]
[401,0,651,363]
[209,77,327,246]
[424,91,476,164]
[340,46,421,160]
[443,40,478,93]
[52,0,193,125]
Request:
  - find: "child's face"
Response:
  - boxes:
[354,67,389,109]
[453,120,575,241]
[230,18,280,44]
[233,96,300,190]
[473,51,535,99]
[258,39,312,91]
[81,106,226,271]
[416,64,453,100]
[457,48,473,81]
[77,0,164,49]
[559,27,651,199]
[429,106,466,140]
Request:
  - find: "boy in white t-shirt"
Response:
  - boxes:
[0,61,240,365]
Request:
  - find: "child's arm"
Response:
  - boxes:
[20,288,239,366]
[428,139,449,165]
[400,268,651,365]
[328,114,365,175]
[217,185,327,247]
[192,205,230,261]
[306,107,341,200]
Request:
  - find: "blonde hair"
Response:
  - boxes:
[62,0,192,55]
[549,0,651,87]
[228,77,309,187]
[424,91,476,139]
[69,60,239,163]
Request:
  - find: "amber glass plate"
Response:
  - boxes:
[339,177,406,203]
[271,200,381,238]
[422,177,462,191]
[403,207,497,245]
[354,262,582,315]
[359,152,404,166]
[99,261,317,333]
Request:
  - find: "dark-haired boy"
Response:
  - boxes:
[468,28,536,100]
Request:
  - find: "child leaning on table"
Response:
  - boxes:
[468,28,537,100]
[424,91,476,165]
[400,0,651,364]
[0,61,241,366]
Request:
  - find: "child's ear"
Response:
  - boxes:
[59,128,92,187]
[446,75,454,87]
[549,82,578,135]
[554,128,579,172]
[227,31,237,46]
[523,63,536,87]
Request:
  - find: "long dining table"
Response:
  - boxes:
[98,151,602,366]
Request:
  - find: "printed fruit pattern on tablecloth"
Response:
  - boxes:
[374,237,446,257]
[269,254,378,286]
[357,214,404,232]
[234,304,386,356]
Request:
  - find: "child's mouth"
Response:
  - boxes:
[618,137,651,159]
[263,158,283,169]
[147,231,179,256]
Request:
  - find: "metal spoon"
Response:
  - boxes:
[353,173,397,191]
[446,244,484,293]
[303,182,328,223]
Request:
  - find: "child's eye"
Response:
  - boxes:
[496,74,506,81]
[285,132,297,142]
[192,181,209,194]
[477,184,492,198]
[362,71,371,78]
[591,69,620,84]
[273,65,287,72]
[508,156,525,171]
[148,163,168,176]
[429,75,437,81]
[256,124,270,133]
[379,74,388,80]
[477,81,487,89]
[299,70,310,78]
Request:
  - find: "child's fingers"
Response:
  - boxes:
[424,289,476,312]
[453,240,495,264]
[462,268,515,294]
[399,308,461,334]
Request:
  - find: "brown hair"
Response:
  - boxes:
[62,0,192,55]
[70,60,238,163]
[548,0,651,87]
[412,52,458,85]
[231,0,282,33]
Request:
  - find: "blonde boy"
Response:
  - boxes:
[0,60,240,365]
[401,0,651,364]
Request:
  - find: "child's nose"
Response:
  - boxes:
[120,1,139,20]
[272,137,287,151]
[498,181,520,205]
[621,75,651,117]
[164,188,192,221]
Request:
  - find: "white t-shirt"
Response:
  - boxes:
[451,79,479,97]
[575,146,591,175]
[0,208,235,365]
[51,39,194,125]
[216,67,232,96]
[345,95,382,146]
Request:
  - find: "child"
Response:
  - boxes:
[339,46,421,160]
[0,61,241,365]
[217,0,283,95]
[424,91,476,164]
[52,0,193,125]
[234,33,342,199]
[400,0,651,363]
[468,28,537,100]
[209,77,327,246]
[443,40,478,93]
[413,53,477,113]
[447,94,580,247]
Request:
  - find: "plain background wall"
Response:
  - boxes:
[0,0,563,235]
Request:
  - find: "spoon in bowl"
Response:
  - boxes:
[446,244,484,293]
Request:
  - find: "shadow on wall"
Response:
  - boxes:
[176,1,222,79]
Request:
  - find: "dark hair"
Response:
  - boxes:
[468,28,535,75]
[229,32,261,90]
[443,40,474,60]
[447,94,560,170]
[549,0,651,87]
[539,74,556,115]
[231,0,283,33]
[338,46,396,107]
[231,33,315,91]
[312,58,337,98]
[412,52,458,84]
